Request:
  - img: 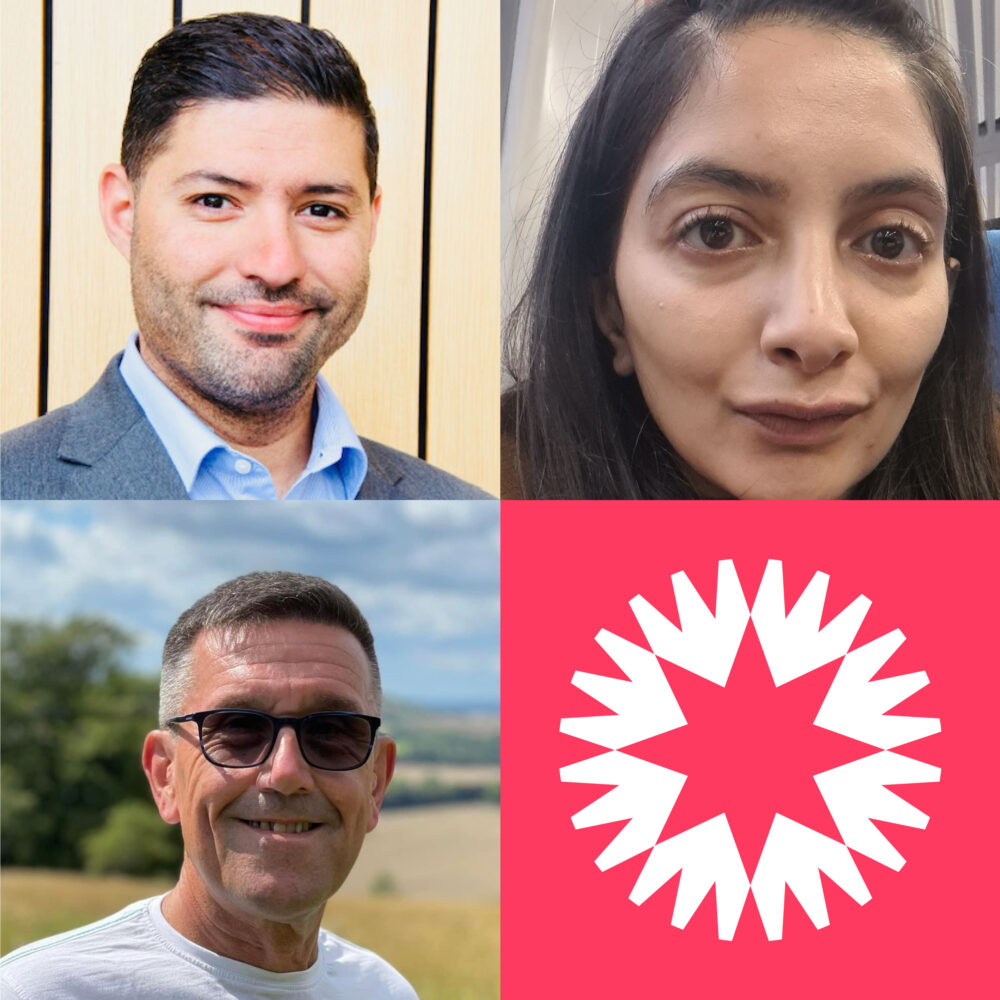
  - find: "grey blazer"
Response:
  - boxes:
[1,356,492,500]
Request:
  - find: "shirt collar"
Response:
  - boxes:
[118,332,367,496]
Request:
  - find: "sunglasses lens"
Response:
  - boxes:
[201,711,272,767]
[302,714,373,770]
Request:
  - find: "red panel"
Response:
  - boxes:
[502,501,997,996]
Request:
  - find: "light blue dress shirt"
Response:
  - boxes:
[118,333,368,499]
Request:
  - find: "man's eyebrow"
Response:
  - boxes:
[173,170,256,191]
[214,695,365,714]
[300,182,362,200]
[841,172,948,217]
[172,172,362,201]
[645,158,789,213]
[304,695,367,713]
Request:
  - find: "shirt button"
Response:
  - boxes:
[234,458,252,475]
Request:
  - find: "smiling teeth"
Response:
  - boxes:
[247,820,313,833]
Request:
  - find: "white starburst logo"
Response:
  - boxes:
[559,559,941,941]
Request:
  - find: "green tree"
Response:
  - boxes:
[82,800,181,876]
[1,617,160,869]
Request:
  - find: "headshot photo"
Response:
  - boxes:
[1,2,498,500]
[0,501,500,999]
[501,0,1000,500]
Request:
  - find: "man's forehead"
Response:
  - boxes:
[169,95,365,134]
[140,96,369,187]
[188,620,373,702]
[195,619,365,663]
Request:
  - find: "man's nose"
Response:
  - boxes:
[235,210,307,288]
[759,239,859,374]
[257,725,315,795]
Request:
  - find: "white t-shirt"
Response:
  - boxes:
[0,895,418,999]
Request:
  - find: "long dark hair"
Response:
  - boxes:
[504,0,1000,499]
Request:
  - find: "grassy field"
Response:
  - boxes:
[340,801,499,900]
[1,803,500,999]
[391,762,500,787]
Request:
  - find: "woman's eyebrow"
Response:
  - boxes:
[644,158,789,213]
[841,172,948,216]
[643,161,949,219]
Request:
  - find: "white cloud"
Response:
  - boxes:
[1,501,499,705]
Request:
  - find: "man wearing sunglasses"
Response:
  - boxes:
[0,572,417,999]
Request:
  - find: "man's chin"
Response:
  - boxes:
[226,875,334,926]
[187,368,317,418]
[201,388,307,418]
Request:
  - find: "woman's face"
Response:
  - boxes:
[601,23,952,499]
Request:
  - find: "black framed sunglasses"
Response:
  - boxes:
[168,709,381,771]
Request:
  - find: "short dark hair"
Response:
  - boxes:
[160,571,380,725]
[121,13,379,197]
[505,0,1000,499]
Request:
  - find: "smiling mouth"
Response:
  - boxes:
[240,820,322,834]
[213,304,314,334]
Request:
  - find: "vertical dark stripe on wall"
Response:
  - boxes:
[173,0,182,27]
[301,0,311,25]
[417,0,439,460]
[38,0,54,416]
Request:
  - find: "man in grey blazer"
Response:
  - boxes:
[2,355,484,500]
[1,14,489,501]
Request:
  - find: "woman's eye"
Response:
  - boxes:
[679,215,757,252]
[857,225,926,261]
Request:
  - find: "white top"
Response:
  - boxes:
[0,895,418,999]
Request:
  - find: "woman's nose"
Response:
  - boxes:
[759,240,859,374]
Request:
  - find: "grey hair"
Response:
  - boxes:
[159,571,380,726]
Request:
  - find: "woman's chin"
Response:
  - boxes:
[683,463,860,502]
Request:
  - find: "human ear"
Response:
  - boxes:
[368,185,382,251]
[366,736,397,833]
[592,276,634,376]
[142,729,180,825]
[98,164,136,261]
[946,257,960,301]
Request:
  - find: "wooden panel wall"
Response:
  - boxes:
[184,0,300,18]
[47,0,169,420]
[311,0,430,462]
[427,0,501,487]
[0,0,499,495]
[0,3,44,430]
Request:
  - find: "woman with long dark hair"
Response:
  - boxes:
[503,0,1000,499]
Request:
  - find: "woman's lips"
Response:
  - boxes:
[214,303,311,334]
[735,402,867,446]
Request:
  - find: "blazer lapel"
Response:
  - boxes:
[56,354,188,499]
[357,438,405,498]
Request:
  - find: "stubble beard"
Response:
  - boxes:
[130,242,369,420]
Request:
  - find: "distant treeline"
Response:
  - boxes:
[0,616,501,876]
[1,617,180,876]
[391,732,501,765]
[387,779,501,809]
[382,699,500,765]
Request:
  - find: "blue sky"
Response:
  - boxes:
[1,502,499,709]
